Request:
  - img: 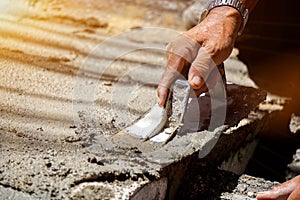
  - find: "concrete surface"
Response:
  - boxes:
[221,174,279,200]
[290,114,300,135]
[287,149,300,180]
[0,0,294,199]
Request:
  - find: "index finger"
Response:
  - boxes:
[158,36,200,107]
[157,53,186,107]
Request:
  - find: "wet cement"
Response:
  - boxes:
[0,0,291,199]
[0,1,194,199]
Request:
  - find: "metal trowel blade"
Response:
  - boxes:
[150,79,191,143]
[124,102,169,140]
[114,79,190,142]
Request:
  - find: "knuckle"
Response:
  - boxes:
[203,42,218,55]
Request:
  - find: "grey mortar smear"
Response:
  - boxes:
[150,79,191,143]
[119,79,190,143]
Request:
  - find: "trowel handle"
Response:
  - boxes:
[180,62,226,85]
[217,62,226,85]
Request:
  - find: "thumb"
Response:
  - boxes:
[188,47,215,90]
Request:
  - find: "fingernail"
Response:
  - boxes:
[158,98,163,107]
[157,95,161,103]
[257,191,269,195]
[192,76,201,87]
[158,101,162,106]
[257,191,268,195]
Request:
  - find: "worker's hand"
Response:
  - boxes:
[157,6,242,106]
[257,175,300,200]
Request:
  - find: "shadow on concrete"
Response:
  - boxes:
[162,85,266,199]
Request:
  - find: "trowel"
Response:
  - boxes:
[114,79,191,144]
[114,63,225,144]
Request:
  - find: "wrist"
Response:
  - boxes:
[209,6,242,24]
[200,0,249,36]
[207,6,242,36]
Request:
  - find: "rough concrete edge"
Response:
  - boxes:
[0,184,37,200]
[144,126,228,165]
[70,180,148,200]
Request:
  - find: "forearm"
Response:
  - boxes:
[206,0,260,36]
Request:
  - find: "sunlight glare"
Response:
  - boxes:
[0,0,10,13]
